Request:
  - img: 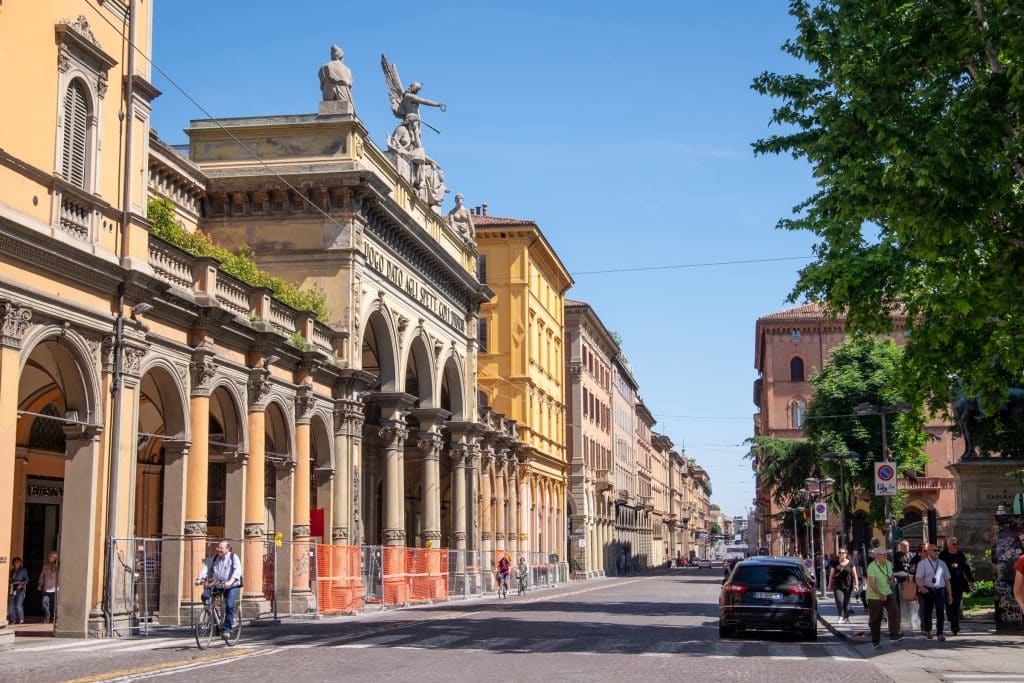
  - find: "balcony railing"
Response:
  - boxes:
[897,476,954,491]
[593,469,613,492]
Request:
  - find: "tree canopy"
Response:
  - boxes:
[753,1,1024,412]
[749,335,929,524]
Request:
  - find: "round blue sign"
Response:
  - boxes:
[877,464,895,481]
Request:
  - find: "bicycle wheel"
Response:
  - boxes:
[224,600,241,646]
[194,604,213,650]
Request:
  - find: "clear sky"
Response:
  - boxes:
[149,1,818,520]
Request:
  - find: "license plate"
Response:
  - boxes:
[754,592,783,601]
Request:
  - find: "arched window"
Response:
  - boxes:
[62,79,90,189]
[28,404,67,452]
[790,356,805,382]
[791,400,806,428]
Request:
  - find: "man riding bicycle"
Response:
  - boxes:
[194,540,242,641]
[496,555,511,597]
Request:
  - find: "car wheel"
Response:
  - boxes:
[719,624,734,638]
[802,627,817,641]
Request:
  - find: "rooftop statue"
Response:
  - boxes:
[319,44,354,106]
[380,53,446,156]
[447,194,475,245]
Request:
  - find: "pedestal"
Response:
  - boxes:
[947,459,1024,580]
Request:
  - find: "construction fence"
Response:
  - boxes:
[107,537,570,632]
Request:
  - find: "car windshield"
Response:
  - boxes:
[730,565,804,588]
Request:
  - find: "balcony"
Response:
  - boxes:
[898,476,954,492]
[639,495,654,512]
[593,468,613,492]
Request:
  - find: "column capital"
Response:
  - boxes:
[295,384,315,425]
[184,521,208,536]
[377,420,409,445]
[416,432,443,458]
[0,300,32,349]
[190,345,219,396]
[244,523,265,539]
[247,366,273,410]
[332,527,349,543]
[292,524,311,538]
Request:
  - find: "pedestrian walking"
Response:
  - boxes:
[7,556,29,624]
[866,545,902,648]
[38,551,59,624]
[938,536,974,635]
[827,547,858,623]
[894,540,916,632]
[915,543,954,641]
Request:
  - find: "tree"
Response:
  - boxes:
[753,1,1024,413]
[802,335,930,524]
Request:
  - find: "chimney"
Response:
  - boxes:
[482,203,488,216]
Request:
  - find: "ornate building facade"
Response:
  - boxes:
[752,303,960,556]
[474,211,573,565]
[0,2,526,639]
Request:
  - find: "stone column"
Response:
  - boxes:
[331,370,374,546]
[507,453,519,558]
[242,368,270,616]
[273,458,296,611]
[56,423,102,638]
[184,350,215,613]
[159,441,189,625]
[495,453,507,556]
[378,419,409,547]
[417,432,444,547]
[291,388,313,611]
[466,440,481,552]
[0,303,30,634]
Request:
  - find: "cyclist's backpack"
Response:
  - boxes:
[207,553,244,588]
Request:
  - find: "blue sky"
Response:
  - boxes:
[150,1,818,519]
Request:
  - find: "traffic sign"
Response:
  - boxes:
[874,462,897,496]
[813,502,828,521]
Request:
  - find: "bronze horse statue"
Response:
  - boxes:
[952,387,1024,459]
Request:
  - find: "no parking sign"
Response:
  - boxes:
[874,462,897,496]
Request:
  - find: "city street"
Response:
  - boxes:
[0,570,889,683]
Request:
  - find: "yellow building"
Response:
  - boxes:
[1,1,503,639]
[473,210,573,562]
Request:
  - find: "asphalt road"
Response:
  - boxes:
[0,568,891,683]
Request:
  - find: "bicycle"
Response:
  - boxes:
[496,572,509,599]
[194,581,241,649]
[516,572,527,596]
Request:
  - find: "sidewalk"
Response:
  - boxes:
[817,595,1024,682]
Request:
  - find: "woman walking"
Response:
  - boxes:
[827,547,859,623]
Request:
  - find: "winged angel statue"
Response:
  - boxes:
[380,53,446,156]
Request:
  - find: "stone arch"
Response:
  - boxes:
[439,353,465,421]
[206,381,247,538]
[403,333,435,408]
[362,308,398,391]
[13,324,101,633]
[208,380,248,453]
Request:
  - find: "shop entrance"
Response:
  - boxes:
[23,477,63,618]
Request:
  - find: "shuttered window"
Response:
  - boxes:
[478,317,488,353]
[476,255,487,283]
[62,79,89,189]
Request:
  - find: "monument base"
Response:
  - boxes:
[948,459,1024,580]
[318,100,353,117]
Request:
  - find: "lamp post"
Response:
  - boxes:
[784,506,801,556]
[855,402,911,549]
[804,477,835,596]
[823,451,860,550]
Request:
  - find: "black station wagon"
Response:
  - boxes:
[718,557,818,640]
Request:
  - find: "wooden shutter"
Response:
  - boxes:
[478,317,488,353]
[62,80,89,189]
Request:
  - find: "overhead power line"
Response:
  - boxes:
[571,255,811,276]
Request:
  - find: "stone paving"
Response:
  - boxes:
[817,595,1024,682]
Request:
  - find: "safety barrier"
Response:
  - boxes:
[315,544,363,614]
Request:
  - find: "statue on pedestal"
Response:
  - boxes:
[447,194,475,245]
[319,44,354,110]
[380,53,446,156]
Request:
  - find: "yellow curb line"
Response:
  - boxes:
[63,647,257,682]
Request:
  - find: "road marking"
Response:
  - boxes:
[62,647,259,682]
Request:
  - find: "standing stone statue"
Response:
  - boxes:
[380,53,445,155]
[319,44,354,107]
[447,194,475,244]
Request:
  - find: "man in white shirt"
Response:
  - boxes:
[194,541,242,640]
[914,544,953,641]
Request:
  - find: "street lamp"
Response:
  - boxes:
[823,450,861,550]
[854,401,911,549]
[804,477,834,596]
[784,506,802,556]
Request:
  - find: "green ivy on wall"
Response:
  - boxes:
[147,197,329,323]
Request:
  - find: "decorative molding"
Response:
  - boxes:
[292,524,311,538]
[0,301,32,349]
[423,531,442,542]
[382,529,407,543]
[332,527,349,542]
[244,523,265,538]
[189,347,218,395]
[248,366,272,409]
[295,384,314,425]
[184,521,208,536]
[377,423,409,444]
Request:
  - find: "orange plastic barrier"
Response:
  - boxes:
[382,548,449,607]
[316,544,363,614]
